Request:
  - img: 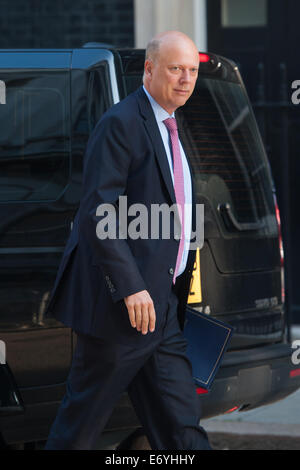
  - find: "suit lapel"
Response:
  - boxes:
[134,87,197,243]
[135,87,176,205]
[135,87,198,275]
[177,125,197,235]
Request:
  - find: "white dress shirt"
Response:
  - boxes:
[143,86,192,277]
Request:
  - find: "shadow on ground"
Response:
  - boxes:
[209,433,300,450]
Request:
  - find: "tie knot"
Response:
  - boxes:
[163,117,178,132]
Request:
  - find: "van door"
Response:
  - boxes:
[0,52,73,389]
[176,61,284,348]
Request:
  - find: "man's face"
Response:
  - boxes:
[145,39,199,115]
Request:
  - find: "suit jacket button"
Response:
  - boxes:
[169,268,174,275]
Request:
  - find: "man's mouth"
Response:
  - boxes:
[174,89,189,95]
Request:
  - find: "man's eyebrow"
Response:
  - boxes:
[168,63,199,68]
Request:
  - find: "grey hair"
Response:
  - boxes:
[145,38,161,62]
[143,38,161,83]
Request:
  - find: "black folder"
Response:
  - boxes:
[183,306,234,391]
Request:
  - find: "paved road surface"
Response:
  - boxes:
[201,326,300,449]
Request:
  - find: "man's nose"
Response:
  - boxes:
[180,70,191,83]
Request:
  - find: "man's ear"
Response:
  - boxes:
[144,59,153,79]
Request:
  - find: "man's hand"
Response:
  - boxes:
[124,290,156,335]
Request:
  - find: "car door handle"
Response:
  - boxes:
[218,203,265,232]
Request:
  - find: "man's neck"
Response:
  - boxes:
[142,85,175,117]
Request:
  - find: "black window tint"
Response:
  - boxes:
[70,62,113,189]
[0,71,70,202]
[177,78,275,230]
[87,66,113,131]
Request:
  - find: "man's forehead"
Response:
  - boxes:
[159,51,199,67]
[157,40,198,61]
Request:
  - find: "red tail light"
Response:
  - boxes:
[290,368,300,378]
[199,53,210,63]
[224,406,239,414]
[274,194,285,303]
[196,387,209,394]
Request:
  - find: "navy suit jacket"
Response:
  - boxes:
[46,87,197,347]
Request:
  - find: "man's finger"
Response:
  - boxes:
[135,304,142,331]
[148,303,156,333]
[127,304,136,328]
[124,291,156,334]
[141,303,149,335]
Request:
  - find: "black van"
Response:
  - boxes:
[0,46,299,448]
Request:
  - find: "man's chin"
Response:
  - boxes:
[174,97,190,109]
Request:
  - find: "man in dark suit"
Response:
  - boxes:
[45,30,211,450]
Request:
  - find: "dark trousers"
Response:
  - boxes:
[44,287,211,450]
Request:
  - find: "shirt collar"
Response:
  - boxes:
[143,85,175,122]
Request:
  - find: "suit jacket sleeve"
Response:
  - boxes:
[78,111,147,303]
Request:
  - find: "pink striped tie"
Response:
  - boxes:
[163,117,185,284]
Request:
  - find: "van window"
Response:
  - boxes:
[176,78,276,234]
[0,71,70,202]
[119,50,275,234]
[87,66,113,131]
